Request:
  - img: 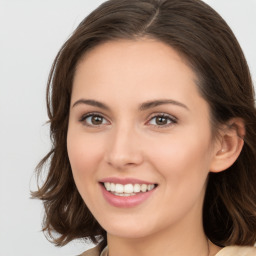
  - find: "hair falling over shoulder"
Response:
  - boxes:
[32,0,256,249]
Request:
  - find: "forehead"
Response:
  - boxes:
[73,39,198,97]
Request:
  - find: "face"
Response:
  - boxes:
[67,39,218,240]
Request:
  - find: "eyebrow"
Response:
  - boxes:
[72,99,110,110]
[139,99,189,111]
[72,98,189,111]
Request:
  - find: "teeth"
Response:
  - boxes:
[103,182,156,195]
[124,184,133,193]
[115,184,124,193]
[113,193,136,196]
[134,184,141,193]
[141,184,147,192]
[110,183,115,192]
[148,184,155,191]
[105,182,111,191]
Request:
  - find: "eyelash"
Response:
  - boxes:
[79,112,177,128]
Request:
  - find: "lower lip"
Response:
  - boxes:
[100,184,156,208]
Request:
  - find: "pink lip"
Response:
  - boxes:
[99,181,157,208]
[100,177,155,185]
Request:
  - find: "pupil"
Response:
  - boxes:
[92,116,102,125]
[156,117,167,125]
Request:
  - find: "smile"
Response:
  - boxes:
[103,182,156,196]
[99,178,158,207]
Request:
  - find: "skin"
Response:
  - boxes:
[67,39,233,256]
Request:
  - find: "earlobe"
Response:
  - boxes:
[210,118,245,173]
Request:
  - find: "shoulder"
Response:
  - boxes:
[216,246,256,256]
[79,245,100,256]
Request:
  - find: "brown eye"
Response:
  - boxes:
[155,116,169,125]
[148,114,176,127]
[91,115,104,125]
[81,114,109,126]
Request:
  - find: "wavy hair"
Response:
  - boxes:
[32,0,256,250]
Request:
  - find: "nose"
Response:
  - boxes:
[104,125,144,170]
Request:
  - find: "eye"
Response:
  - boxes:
[80,113,109,127]
[147,114,177,127]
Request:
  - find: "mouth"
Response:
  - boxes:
[100,182,158,197]
[99,177,158,207]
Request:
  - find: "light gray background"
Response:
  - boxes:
[0,1,255,255]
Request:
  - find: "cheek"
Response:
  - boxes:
[148,136,212,217]
[67,132,107,215]
[148,133,212,187]
[67,131,104,189]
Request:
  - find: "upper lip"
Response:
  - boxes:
[99,177,156,185]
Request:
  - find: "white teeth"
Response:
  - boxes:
[110,183,115,192]
[134,184,141,193]
[141,184,147,192]
[114,192,136,196]
[115,184,124,193]
[103,182,156,195]
[124,184,133,193]
[105,182,111,191]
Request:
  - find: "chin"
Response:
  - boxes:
[100,217,158,239]
[107,228,150,239]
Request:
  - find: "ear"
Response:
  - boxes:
[210,118,245,173]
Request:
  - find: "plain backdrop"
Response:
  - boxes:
[0,1,255,255]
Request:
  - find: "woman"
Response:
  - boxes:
[33,0,256,255]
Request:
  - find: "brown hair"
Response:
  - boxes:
[32,0,256,249]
